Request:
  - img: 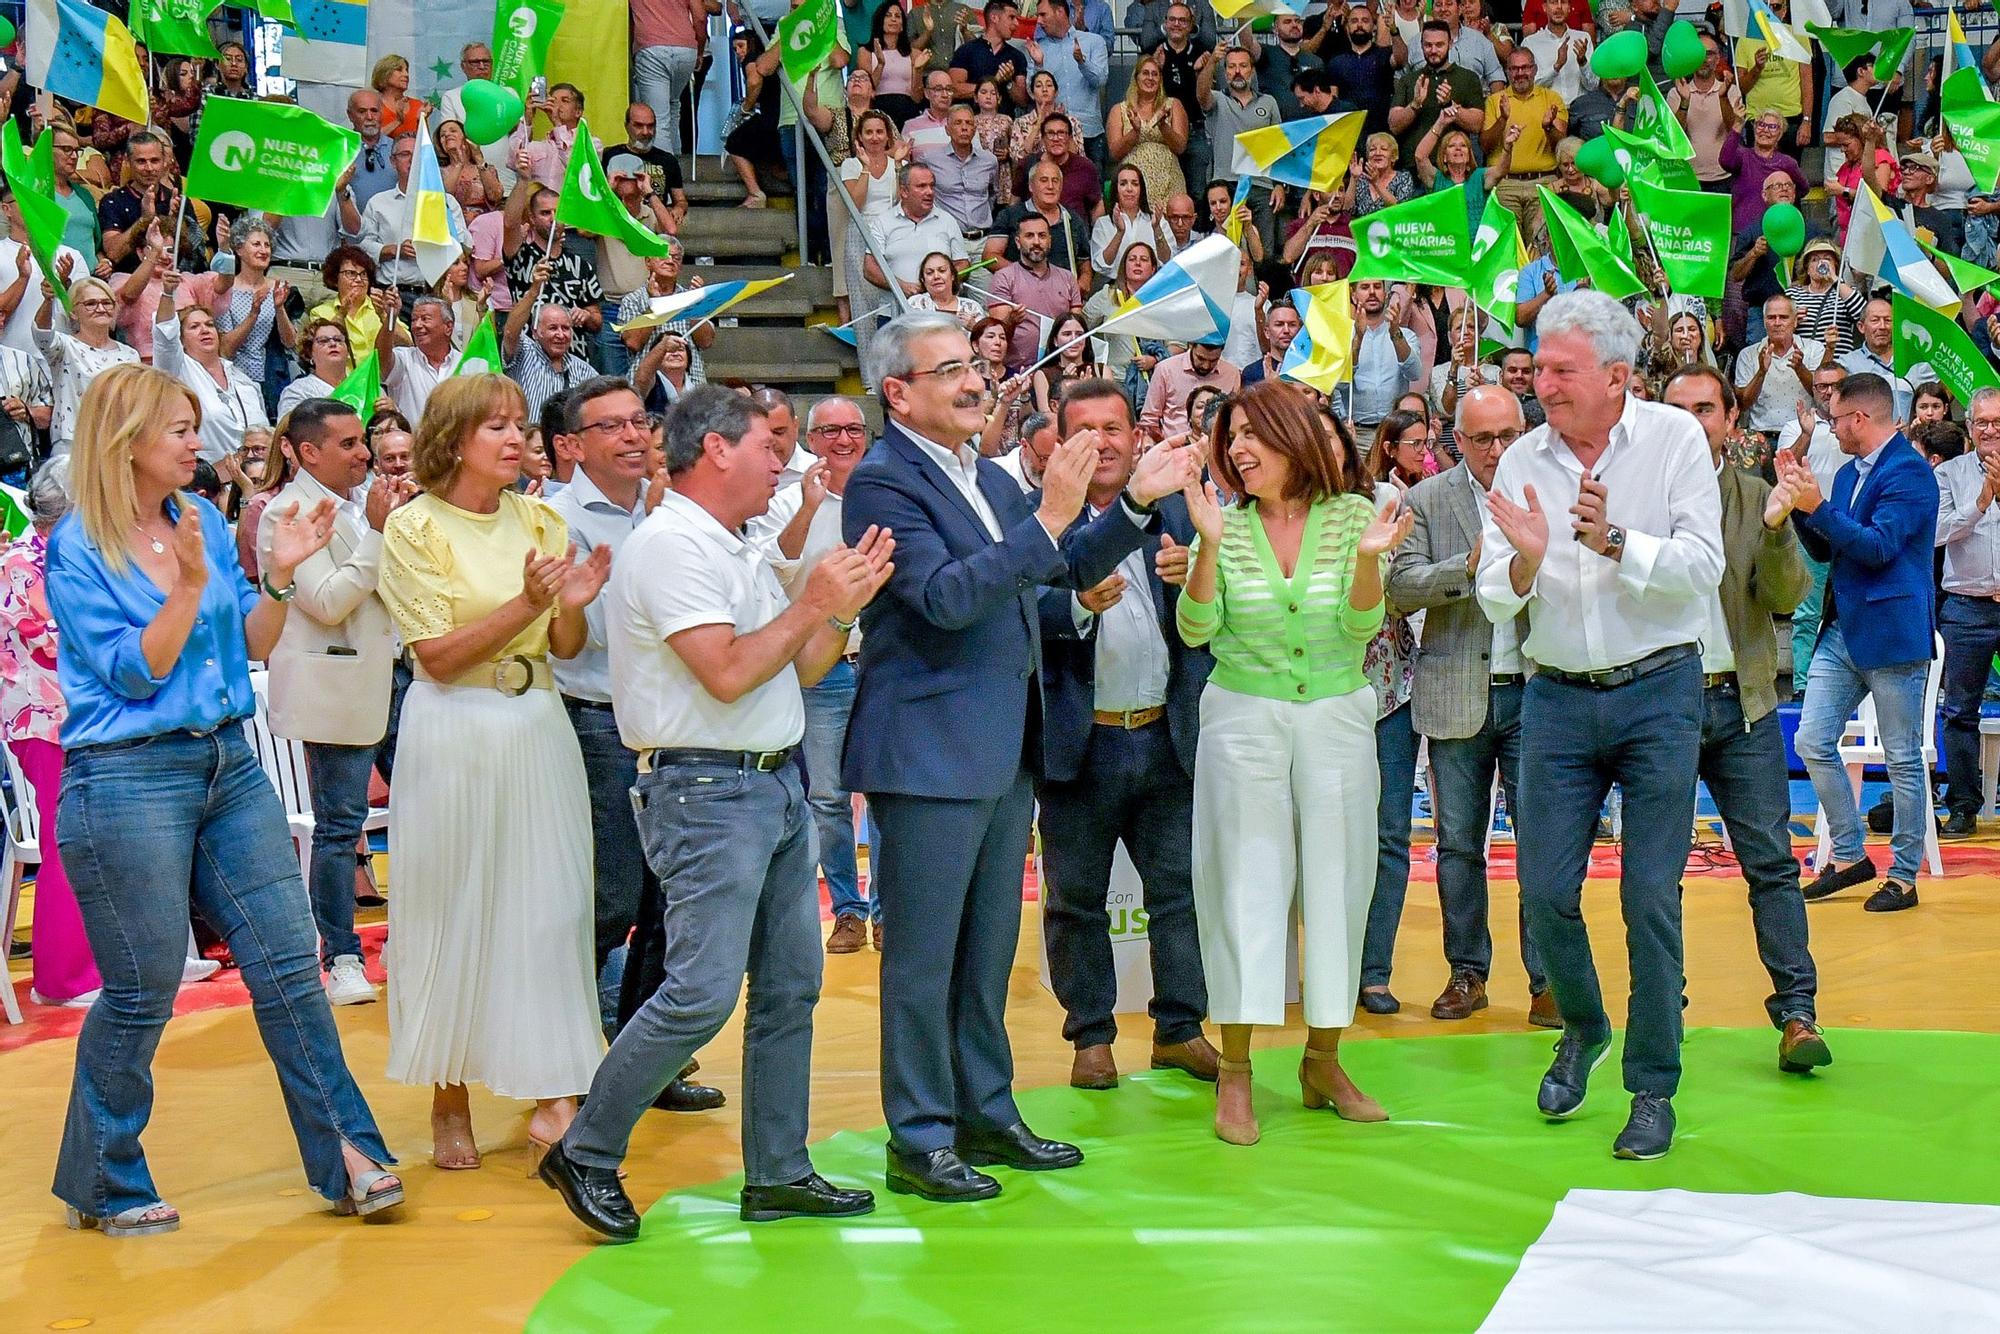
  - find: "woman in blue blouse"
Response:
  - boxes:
[46,364,403,1237]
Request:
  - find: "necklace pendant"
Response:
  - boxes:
[149,538,166,554]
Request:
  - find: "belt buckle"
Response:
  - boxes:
[754,750,785,772]
[494,654,534,697]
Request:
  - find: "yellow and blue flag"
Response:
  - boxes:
[1950,7,1978,74]
[1212,0,1306,19]
[25,0,149,125]
[411,115,453,248]
[1841,182,1960,317]
[1279,281,1355,394]
[617,275,797,334]
[1230,113,1366,194]
[1099,233,1241,346]
[1747,0,1811,63]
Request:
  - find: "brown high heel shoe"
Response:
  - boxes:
[1214,1057,1260,1146]
[1299,1045,1388,1122]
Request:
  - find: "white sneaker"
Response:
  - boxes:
[326,955,378,1006]
[181,956,221,984]
[30,987,98,1009]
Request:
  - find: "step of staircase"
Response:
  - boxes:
[679,205,798,259]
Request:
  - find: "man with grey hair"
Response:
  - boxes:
[359,135,473,316]
[379,295,456,424]
[1387,383,1551,1027]
[1934,386,2000,839]
[1733,293,1823,438]
[504,263,599,420]
[843,312,1201,1202]
[866,163,969,301]
[541,385,895,1238]
[996,411,1057,492]
[751,387,816,487]
[1478,289,1723,1161]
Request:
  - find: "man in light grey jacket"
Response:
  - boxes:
[1385,384,1550,1027]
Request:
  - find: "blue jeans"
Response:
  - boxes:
[567,756,820,1184]
[594,298,632,376]
[1791,552,1829,692]
[1359,702,1418,989]
[1696,684,1817,1026]
[563,697,648,972]
[301,740,373,965]
[1938,593,2000,818]
[802,658,869,920]
[1427,683,1546,991]
[1796,621,1932,885]
[54,729,392,1217]
[1520,655,1702,1098]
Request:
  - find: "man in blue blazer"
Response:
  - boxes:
[1035,379,1217,1093]
[842,314,1202,1202]
[1778,372,1941,913]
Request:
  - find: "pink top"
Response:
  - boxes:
[633,0,703,51]
[875,47,915,96]
[0,533,64,746]
[1834,150,1900,239]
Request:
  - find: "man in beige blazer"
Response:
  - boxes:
[260,397,415,1006]
[1386,384,1552,1027]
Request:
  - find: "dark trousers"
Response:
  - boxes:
[1359,702,1419,988]
[1520,656,1702,1098]
[1695,684,1818,1027]
[871,773,1036,1154]
[1038,719,1206,1050]
[562,696,648,972]
[1428,682,1545,991]
[1939,593,2000,817]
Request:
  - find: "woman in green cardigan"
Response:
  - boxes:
[1178,381,1413,1147]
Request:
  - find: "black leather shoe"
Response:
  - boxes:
[1802,854,1877,901]
[740,1172,875,1222]
[537,1139,640,1241]
[1537,1031,1613,1119]
[1941,810,1978,840]
[885,1146,1000,1202]
[1612,1092,1675,1160]
[1358,987,1401,1015]
[955,1121,1084,1171]
[1863,879,1919,912]
[652,1077,726,1112]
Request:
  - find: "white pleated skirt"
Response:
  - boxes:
[385,679,603,1099]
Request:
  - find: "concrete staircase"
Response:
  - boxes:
[678,158,878,428]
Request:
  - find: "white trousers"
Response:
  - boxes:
[1192,682,1379,1029]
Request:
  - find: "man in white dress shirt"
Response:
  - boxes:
[541,385,893,1238]
[378,296,457,426]
[358,136,472,312]
[1479,290,1724,1162]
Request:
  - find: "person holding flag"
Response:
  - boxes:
[1735,0,1813,151]
[358,135,472,322]
[34,265,138,456]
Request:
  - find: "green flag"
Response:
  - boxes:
[0,484,30,541]
[451,314,504,377]
[1608,127,1698,192]
[331,351,382,424]
[1892,294,1998,405]
[1347,185,1469,286]
[256,0,296,25]
[0,122,72,314]
[778,0,841,85]
[1919,235,2000,298]
[1942,67,2000,194]
[1805,25,1914,82]
[557,119,671,257]
[1629,70,1695,162]
[184,98,360,217]
[1468,194,1523,334]
[493,0,565,102]
[130,0,223,58]
[1627,176,1731,298]
[1539,186,1645,299]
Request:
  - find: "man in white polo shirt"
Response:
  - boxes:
[539,385,895,1240]
[865,162,970,300]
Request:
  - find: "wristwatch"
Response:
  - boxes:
[1603,525,1626,556]
[261,575,295,602]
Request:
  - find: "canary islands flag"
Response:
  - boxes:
[1097,233,1241,346]
[1748,0,1811,63]
[1231,113,1366,194]
[1842,182,1960,317]
[615,275,797,334]
[1280,281,1355,394]
[1951,7,1979,74]
[1212,0,1306,19]
[25,0,149,125]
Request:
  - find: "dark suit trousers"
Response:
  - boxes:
[1939,594,2000,818]
[1428,682,1545,991]
[1520,658,1702,1098]
[1039,719,1207,1050]
[872,774,1037,1153]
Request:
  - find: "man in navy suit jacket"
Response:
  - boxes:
[841,314,1202,1203]
[1034,379,1217,1093]
[1779,372,1941,913]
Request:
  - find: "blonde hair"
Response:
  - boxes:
[68,275,116,310]
[411,374,529,491]
[1124,55,1166,115]
[71,363,203,573]
[370,54,409,92]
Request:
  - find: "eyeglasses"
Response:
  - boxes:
[899,359,981,382]
[811,423,868,438]
[579,414,650,436]
[313,333,349,348]
[1973,420,2000,436]
[1459,429,1521,448]
[74,298,115,311]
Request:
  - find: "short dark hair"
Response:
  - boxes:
[1056,377,1133,435]
[287,397,364,448]
[319,244,376,291]
[1042,110,1074,136]
[563,375,641,435]
[1420,18,1451,36]
[1292,68,1334,95]
[540,389,573,454]
[1662,363,1734,413]
[1833,372,1895,421]
[1914,419,1968,462]
[550,82,583,107]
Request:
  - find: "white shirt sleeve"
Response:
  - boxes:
[636,528,743,641]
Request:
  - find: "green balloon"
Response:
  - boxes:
[1762,202,1807,257]
[1591,29,1649,81]
[1574,134,1626,188]
[0,17,16,47]
[1662,20,1706,81]
[459,79,525,146]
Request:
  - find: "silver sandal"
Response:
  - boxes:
[65,1202,181,1237]
[333,1167,404,1217]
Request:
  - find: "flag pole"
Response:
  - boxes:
[170,189,188,269]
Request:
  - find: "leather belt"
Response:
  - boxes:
[417,654,552,696]
[1536,644,1698,691]
[1093,705,1164,729]
[1704,672,1738,690]
[562,695,616,712]
[1490,673,1525,686]
[1946,590,2000,605]
[637,745,795,774]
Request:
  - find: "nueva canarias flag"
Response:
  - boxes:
[1230,113,1366,193]
[1097,233,1241,346]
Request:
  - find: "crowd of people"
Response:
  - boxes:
[2,0,1991,1250]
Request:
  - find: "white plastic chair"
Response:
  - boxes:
[242,671,389,891]
[0,740,41,1025]
[1811,638,1946,879]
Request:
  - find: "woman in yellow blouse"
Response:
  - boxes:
[1178,381,1412,1147]
[377,374,612,1169]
